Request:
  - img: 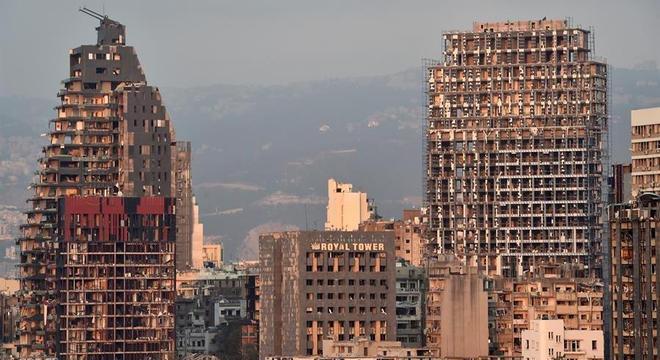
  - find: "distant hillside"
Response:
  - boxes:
[1,66,659,259]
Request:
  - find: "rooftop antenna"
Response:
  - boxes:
[79,6,105,21]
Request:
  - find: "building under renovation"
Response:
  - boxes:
[425,19,608,276]
[18,9,194,359]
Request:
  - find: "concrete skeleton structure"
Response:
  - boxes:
[521,319,603,360]
[17,9,195,359]
[259,231,396,359]
[325,179,373,231]
[425,19,608,276]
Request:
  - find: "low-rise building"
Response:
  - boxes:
[176,264,256,359]
[521,319,603,360]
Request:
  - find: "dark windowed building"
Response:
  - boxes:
[259,231,396,359]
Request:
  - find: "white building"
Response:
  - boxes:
[325,178,372,231]
[191,196,205,269]
[522,319,603,360]
[631,107,660,196]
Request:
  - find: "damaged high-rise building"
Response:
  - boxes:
[176,141,206,270]
[425,19,608,276]
[18,9,198,359]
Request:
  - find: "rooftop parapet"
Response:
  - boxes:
[472,19,568,32]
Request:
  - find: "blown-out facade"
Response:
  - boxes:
[18,11,192,359]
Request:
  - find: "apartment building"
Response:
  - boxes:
[489,268,604,357]
[359,209,428,267]
[18,10,193,358]
[259,231,396,359]
[425,19,608,276]
[609,194,659,359]
[395,260,426,348]
[521,319,603,360]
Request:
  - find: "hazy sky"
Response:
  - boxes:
[1,0,659,98]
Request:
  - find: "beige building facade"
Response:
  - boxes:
[191,196,205,269]
[325,178,372,231]
[202,244,223,268]
[631,107,660,196]
[425,255,489,358]
[489,270,604,357]
[522,319,603,360]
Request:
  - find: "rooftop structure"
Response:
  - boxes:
[521,319,603,360]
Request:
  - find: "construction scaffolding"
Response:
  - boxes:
[424,19,608,277]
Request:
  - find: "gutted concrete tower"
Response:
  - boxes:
[18,9,193,359]
[425,19,608,276]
